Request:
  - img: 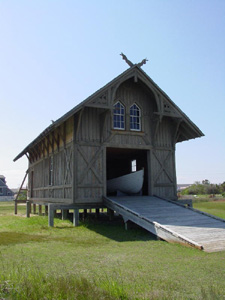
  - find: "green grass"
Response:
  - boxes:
[0,201,225,299]
[193,201,225,219]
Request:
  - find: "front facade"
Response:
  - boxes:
[14,65,203,206]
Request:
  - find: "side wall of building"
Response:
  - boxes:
[28,117,74,204]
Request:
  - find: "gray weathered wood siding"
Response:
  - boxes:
[73,78,177,201]
[28,118,74,204]
[14,65,203,206]
[27,77,178,204]
[74,144,105,203]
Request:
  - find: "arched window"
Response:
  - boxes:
[130,104,141,131]
[113,101,125,130]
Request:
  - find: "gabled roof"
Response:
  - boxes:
[14,65,204,162]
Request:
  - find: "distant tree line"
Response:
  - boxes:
[180,180,225,196]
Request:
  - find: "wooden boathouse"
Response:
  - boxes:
[14,57,225,252]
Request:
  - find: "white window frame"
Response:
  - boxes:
[131,159,137,172]
[113,101,125,130]
[130,103,141,131]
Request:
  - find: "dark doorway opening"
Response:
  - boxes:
[106,148,149,195]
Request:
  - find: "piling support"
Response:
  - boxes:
[95,208,100,219]
[14,201,18,215]
[33,204,36,214]
[73,209,79,226]
[108,208,114,221]
[125,221,131,231]
[26,201,31,218]
[48,204,54,227]
[45,205,48,216]
[62,209,68,220]
[83,209,87,220]
[38,205,42,216]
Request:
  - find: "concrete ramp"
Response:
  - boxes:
[103,196,225,252]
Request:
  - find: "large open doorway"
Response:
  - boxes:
[106,148,149,195]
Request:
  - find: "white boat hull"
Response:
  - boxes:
[107,169,144,195]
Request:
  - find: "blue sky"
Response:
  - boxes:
[0,0,224,188]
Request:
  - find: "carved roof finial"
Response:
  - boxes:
[120,53,148,68]
[137,58,148,67]
[120,53,134,67]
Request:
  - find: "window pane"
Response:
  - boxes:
[113,102,125,129]
[130,104,141,131]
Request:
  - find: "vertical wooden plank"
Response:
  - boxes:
[103,146,106,197]
[172,149,177,199]
[147,149,154,196]
[73,144,77,203]
[73,209,79,226]
[48,204,54,227]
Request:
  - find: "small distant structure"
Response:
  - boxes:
[0,175,14,198]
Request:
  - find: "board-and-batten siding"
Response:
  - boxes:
[77,107,101,142]
[113,79,156,137]
[153,118,177,199]
[75,144,105,203]
[109,79,177,200]
[28,115,74,203]
[29,143,73,203]
[28,77,178,204]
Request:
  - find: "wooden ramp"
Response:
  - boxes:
[103,196,225,252]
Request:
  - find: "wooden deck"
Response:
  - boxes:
[103,196,225,252]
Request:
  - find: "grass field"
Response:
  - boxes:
[0,201,225,299]
[193,201,225,219]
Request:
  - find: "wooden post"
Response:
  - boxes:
[83,209,87,220]
[38,205,42,216]
[147,150,153,196]
[48,204,54,227]
[33,204,36,214]
[107,208,114,221]
[45,205,48,216]
[62,209,68,220]
[26,201,31,218]
[14,201,18,215]
[95,208,100,219]
[14,170,28,215]
[73,209,79,226]
[124,220,131,231]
